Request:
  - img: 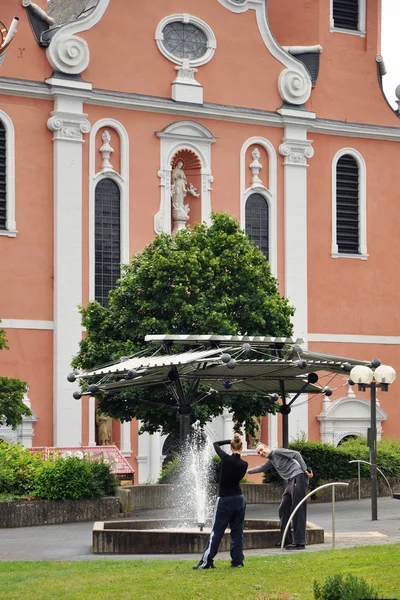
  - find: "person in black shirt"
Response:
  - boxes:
[193,433,248,570]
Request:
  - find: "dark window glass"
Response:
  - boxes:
[245,193,269,260]
[162,22,208,60]
[333,0,359,31]
[95,179,121,307]
[336,155,359,254]
[0,121,6,230]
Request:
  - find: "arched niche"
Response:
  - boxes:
[155,121,216,234]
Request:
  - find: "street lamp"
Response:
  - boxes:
[349,363,396,520]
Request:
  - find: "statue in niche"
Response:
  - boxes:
[171,160,200,233]
[96,413,113,446]
[247,416,262,449]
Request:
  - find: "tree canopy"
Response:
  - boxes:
[0,321,30,429]
[73,213,294,436]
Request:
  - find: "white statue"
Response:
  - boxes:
[171,160,200,233]
[171,161,188,210]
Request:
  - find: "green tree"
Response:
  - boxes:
[73,213,294,437]
[0,321,31,428]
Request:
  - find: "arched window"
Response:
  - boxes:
[245,193,269,260]
[94,179,121,307]
[336,154,360,255]
[0,120,6,231]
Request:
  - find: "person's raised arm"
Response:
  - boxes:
[213,440,232,460]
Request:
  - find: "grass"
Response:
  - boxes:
[0,545,399,600]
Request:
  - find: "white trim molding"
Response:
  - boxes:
[0,109,16,237]
[240,137,277,276]
[155,120,216,234]
[0,319,54,330]
[330,0,366,37]
[46,0,110,75]
[89,118,130,301]
[155,14,217,68]
[331,147,367,259]
[217,0,312,105]
[308,334,400,345]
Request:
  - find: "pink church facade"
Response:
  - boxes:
[1,0,400,482]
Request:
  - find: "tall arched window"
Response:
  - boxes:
[245,193,269,260]
[94,179,121,306]
[335,154,360,255]
[0,120,6,231]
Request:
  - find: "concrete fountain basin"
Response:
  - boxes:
[93,518,324,554]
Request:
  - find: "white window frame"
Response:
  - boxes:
[0,110,17,237]
[240,137,277,276]
[331,147,367,260]
[330,0,366,37]
[88,118,130,302]
[155,14,217,67]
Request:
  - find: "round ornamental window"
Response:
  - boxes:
[156,15,216,67]
[162,22,208,61]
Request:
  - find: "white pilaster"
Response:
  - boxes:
[267,414,278,449]
[120,420,132,457]
[88,397,96,446]
[222,408,234,440]
[279,114,315,440]
[279,119,314,341]
[47,89,91,446]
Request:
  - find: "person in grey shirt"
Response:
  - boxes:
[248,443,313,550]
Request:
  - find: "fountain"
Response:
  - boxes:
[92,424,324,554]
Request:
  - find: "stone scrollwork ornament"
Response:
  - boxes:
[47,35,90,75]
[45,0,110,76]
[278,68,312,106]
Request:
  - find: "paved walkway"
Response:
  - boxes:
[0,497,399,561]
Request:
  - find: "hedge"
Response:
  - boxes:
[263,437,400,488]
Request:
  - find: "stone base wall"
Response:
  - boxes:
[0,497,120,528]
[125,478,400,511]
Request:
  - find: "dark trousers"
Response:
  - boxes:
[199,494,246,567]
[279,473,308,546]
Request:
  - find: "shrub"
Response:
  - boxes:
[34,456,105,500]
[262,438,400,487]
[0,441,42,496]
[90,460,118,496]
[313,573,381,599]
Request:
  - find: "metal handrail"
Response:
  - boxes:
[349,459,393,498]
[281,482,349,551]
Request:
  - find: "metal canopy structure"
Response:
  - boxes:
[70,334,372,446]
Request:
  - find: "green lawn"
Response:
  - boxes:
[0,545,399,600]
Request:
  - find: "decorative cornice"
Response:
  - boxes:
[279,139,314,166]
[2,77,400,142]
[47,111,91,141]
[46,0,110,75]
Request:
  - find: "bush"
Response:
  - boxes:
[90,460,118,496]
[0,441,42,496]
[313,573,381,599]
[262,438,400,487]
[34,456,116,500]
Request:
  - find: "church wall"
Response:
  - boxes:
[0,95,53,320]
[308,132,400,336]
[307,342,400,441]
[0,328,53,446]
[0,0,52,83]
[80,0,283,112]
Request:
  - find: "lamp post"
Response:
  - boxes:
[349,363,396,520]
